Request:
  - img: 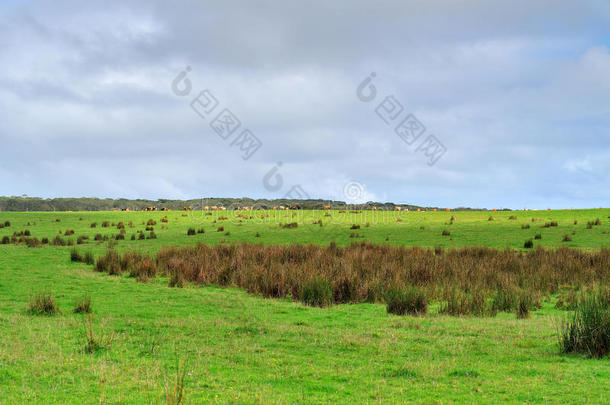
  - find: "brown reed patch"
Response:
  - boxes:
[91,243,610,313]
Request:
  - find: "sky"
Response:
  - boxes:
[0,0,609,209]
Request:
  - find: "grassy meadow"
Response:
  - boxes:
[0,209,609,403]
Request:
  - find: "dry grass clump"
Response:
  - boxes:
[73,295,92,314]
[559,290,609,358]
[385,287,427,316]
[90,243,610,316]
[28,293,59,316]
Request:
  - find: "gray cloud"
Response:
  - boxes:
[0,0,609,208]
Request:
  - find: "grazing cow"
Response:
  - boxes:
[433,208,437,212]
[371,206,377,211]
[323,205,331,210]
[272,206,277,210]
[417,208,421,212]
[204,206,209,211]
[395,207,401,211]
[446,208,450,212]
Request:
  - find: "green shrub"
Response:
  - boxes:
[301,279,333,307]
[1,236,9,244]
[523,239,534,249]
[534,234,542,240]
[74,295,92,314]
[559,293,609,358]
[440,288,489,317]
[28,293,59,316]
[51,236,66,246]
[491,288,516,312]
[70,248,83,262]
[385,287,428,316]
[84,252,95,265]
[516,292,532,319]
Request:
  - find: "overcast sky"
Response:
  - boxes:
[1,1,609,209]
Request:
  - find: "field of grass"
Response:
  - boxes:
[0,209,609,403]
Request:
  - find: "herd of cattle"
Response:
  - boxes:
[136,206,454,212]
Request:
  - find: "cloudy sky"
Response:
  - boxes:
[1,0,609,209]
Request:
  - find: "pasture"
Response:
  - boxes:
[0,209,609,403]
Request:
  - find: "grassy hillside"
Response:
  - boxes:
[1,208,609,251]
[0,209,609,403]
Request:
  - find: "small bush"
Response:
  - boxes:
[25,237,41,248]
[562,234,572,242]
[534,234,542,240]
[95,250,122,275]
[4,221,10,227]
[524,239,534,249]
[385,287,428,316]
[70,248,83,262]
[491,288,516,313]
[1,236,9,244]
[440,288,489,317]
[187,228,196,236]
[301,279,333,307]
[521,224,530,229]
[131,258,157,282]
[147,232,157,239]
[442,229,451,236]
[74,295,92,314]
[28,293,59,316]
[65,229,75,236]
[508,215,517,220]
[84,252,95,265]
[90,223,97,228]
[488,216,494,221]
[516,292,532,319]
[197,228,205,234]
[283,222,298,229]
[101,221,110,228]
[51,236,66,246]
[139,232,146,240]
[559,293,609,358]
[217,226,224,232]
[350,224,361,230]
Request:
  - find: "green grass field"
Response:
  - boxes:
[1,209,609,403]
